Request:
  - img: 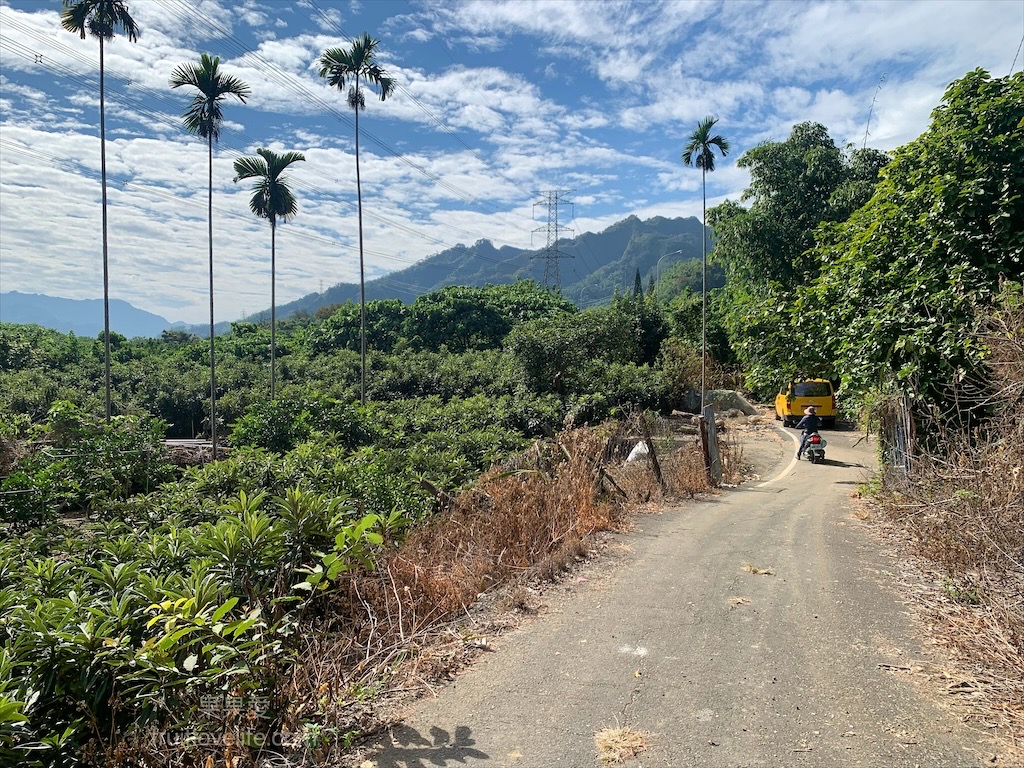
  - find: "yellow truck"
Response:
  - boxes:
[775,378,837,428]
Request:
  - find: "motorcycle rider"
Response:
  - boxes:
[795,405,822,460]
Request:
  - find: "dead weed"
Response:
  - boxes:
[868,291,1024,760]
[284,424,711,764]
[595,726,651,763]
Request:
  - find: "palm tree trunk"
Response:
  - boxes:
[208,133,217,459]
[701,165,707,413]
[271,218,277,401]
[355,75,367,407]
[99,34,111,423]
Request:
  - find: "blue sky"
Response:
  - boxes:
[1,0,1021,324]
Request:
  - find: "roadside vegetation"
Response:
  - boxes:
[1,278,727,766]
[709,68,1023,747]
[870,288,1024,746]
[1,52,1020,766]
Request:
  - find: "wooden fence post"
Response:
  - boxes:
[641,417,666,491]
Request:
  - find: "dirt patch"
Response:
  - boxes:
[723,405,787,484]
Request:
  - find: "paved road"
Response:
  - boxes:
[364,426,988,767]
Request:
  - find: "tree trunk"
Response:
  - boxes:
[701,164,707,413]
[271,218,277,401]
[355,75,367,407]
[99,34,111,422]
[208,133,217,458]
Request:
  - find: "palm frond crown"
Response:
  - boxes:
[682,115,731,172]
[170,54,250,140]
[318,33,395,108]
[61,0,139,42]
[233,148,305,224]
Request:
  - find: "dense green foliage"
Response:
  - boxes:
[0,415,392,766]
[0,402,171,532]
[805,69,1023,402]
[707,122,891,393]
[0,276,688,764]
[708,69,1022,408]
[0,280,675,439]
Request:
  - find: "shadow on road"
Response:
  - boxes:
[368,724,489,767]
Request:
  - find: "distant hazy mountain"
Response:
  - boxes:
[277,214,709,317]
[0,291,176,338]
[2,215,710,336]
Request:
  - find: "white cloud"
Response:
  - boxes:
[2,0,1019,323]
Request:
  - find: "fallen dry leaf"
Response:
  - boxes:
[742,562,775,575]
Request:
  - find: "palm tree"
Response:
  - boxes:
[233,148,305,400]
[682,116,730,412]
[61,0,139,422]
[170,54,250,459]
[317,34,396,406]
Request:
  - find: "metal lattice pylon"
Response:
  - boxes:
[532,190,573,289]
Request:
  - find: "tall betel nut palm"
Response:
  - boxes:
[682,115,730,412]
[61,0,139,422]
[233,148,305,400]
[170,54,250,459]
[317,33,396,405]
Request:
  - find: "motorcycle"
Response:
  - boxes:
[803,431,827,464]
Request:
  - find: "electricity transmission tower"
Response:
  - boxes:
[532,190,574,290]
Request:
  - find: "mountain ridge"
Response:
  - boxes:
[0,291,180,338]
[2,215,709,336]
[278,213,708,317]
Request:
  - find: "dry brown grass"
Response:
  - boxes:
[383,428,621,620]
[594,726,651,763]
[601,412,713,503]
[280,423,716,763]
[881,294,1022,577]
[877,548,1024,764]
[871,291,1024,756]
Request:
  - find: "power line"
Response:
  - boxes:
[157,0,532,226]
[305,0,538,216]
[0,5,533,254]
[0,4,559,305]
[568,211,602,276]
[0,139,410,264]
[0,23,517,275]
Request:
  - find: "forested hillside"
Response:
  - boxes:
[5,215,709,336]
[276,214,708,317]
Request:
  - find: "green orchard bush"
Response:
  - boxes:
[229,396,374,454]
[0,402,172,533]
[0,485,392,766]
